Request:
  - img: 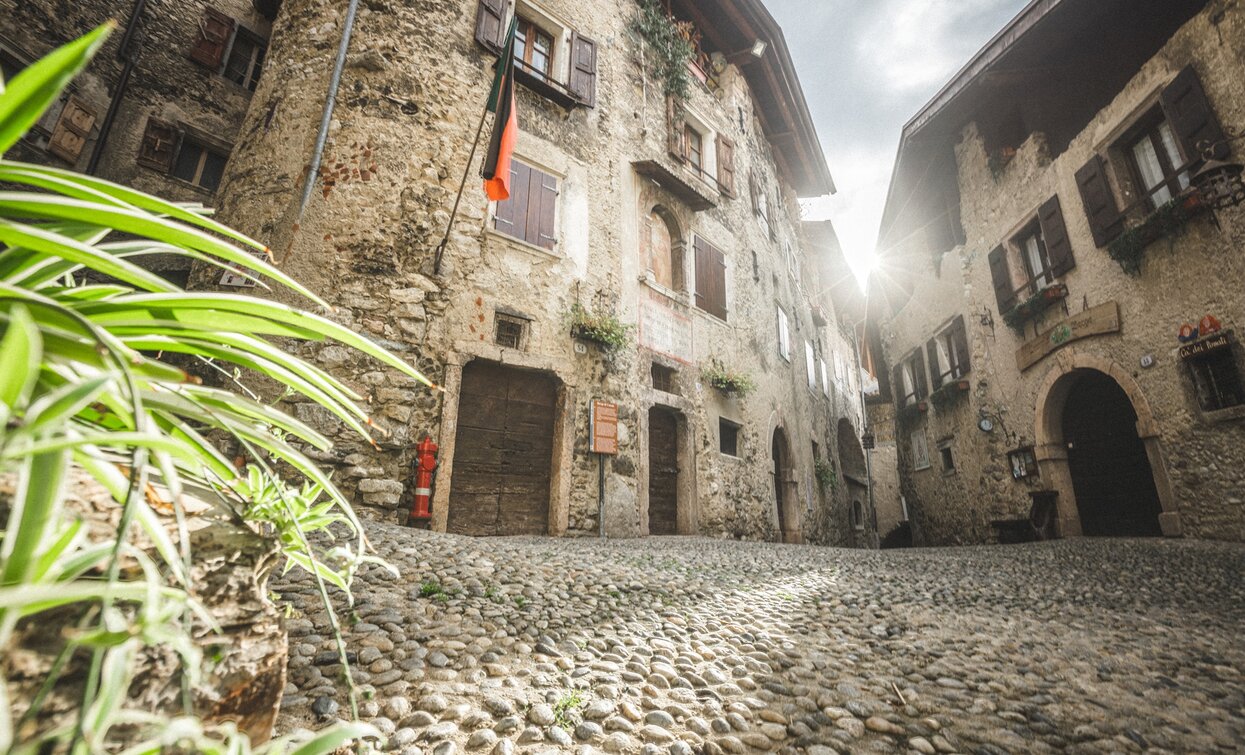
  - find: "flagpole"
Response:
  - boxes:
[432,103,491,275]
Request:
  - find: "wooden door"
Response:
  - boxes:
[648,408,679,535]
[772,430,788,538]
[448,361,556,536]
[1062,371,1162,537]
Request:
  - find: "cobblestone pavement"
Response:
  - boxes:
[275,523,1245,754]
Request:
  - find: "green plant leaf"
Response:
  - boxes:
[286,722,381,755]
[0,302,40,411]
[0,448,68,589]
[0,23,112,156]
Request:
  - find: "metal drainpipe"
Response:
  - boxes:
[86,0,147,175]
[293,0,360,227]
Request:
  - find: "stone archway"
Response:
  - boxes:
[1034,354,1181,537]
[770,427,801,544]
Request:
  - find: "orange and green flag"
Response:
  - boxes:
[482,17,519,201]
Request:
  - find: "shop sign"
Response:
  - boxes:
[639,293,693,364]
[1016,302,1120,371]
[589,399,619,455]
[1178,331,1233,361]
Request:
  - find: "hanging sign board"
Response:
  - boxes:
[1016,301,1120,371]
[590,399,619,455]
[1178,330,1233,361]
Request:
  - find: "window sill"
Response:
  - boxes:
[1198,403,1245,424]
[632,159,718,211]
[719,453,744,462]
[513,65,582,109]
[484,226,564,260]
[692,306,728,326]
[913,464,932,473]
[641,276,690,306]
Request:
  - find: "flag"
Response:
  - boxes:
[482,18,519,201]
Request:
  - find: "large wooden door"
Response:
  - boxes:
[648,408,679,535]
[1063,370,1162,537]
[448,361,556,536]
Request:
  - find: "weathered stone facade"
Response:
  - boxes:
[1,0,272,281]
[874,0,1245,545]
[173,0,867,543]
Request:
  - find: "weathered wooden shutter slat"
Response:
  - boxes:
[137,118,178,172]
[523,165,547,247]
[536,170,558,250]
[912,349,928,399]
[693,237,727,319]
[693,237,708,311]
[47,95,96,164]
[568,33,597,107]
[1075,154,1124,248]
[1161,64,1228,162]
[494,164,519,235]
[666,98,685,162]
[711,245,727,319]
[474,0,506,51]
[508,160,532,242]
[716,134,736,197]
[189,8,235,69]
[952,315,970,375]
[926,338,942,391]
[987,244,1015,314]
[1038,194,1075,277]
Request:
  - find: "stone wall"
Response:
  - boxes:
[881,5,1245,545]
[201,0,864,544]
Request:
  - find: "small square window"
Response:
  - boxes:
[1008,447,1039,480]
[223,29,267,91]
[719,418,740,457]
[651,363,678,394]
[1186,344,1244,412]
[171,140,228,192]
[494,313,527,350]
[938,442,956,474]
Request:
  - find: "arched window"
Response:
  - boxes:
[645,207,684,291]
[851,500,865,531]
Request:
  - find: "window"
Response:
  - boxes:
[171,139,228,191]
[851,501,865,531]
[223,27,267,91]
[938,441,955,474]
[750,171,771,239]
[1186,345,1245,413]
[820,358,830,397]
[719,418,740,457]
[786,244,801,287]
[651,363,678,394]
[685,125,704,173]
[515,16,554,77]
[693,236,727,320]
[494,313,528,350]
[645,209,683,291]
[1009,447,1039,480]
[910,429,930,471]
[805,342,817,390]
[893,350,927,408]
[776,306,790,361]
[475,0,597,107]
[493,158,559,250]
[988,195,1074,315]
[1124,111,1191,211]
[927,316,971,390]
[900,495,910,522]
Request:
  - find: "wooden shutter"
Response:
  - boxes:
[693,236,727,320]
[749,170,760,214]
[1038,194,1075,277]
[47,95,96,164]
[137,118,178,172]
[1075,154,1124,247]
[892,364,904,407]
[493,163,521,236]
[533,168,558,250]
[987,244,1016,313]
[189,8,235,69]
[926,338,942,391]
[952,315,970,375]
[912,349,928,400]
[474,0,506,51]
[568,33,597,107]
[766,193,777,240]
[716,134,736,197]
[666,98,685,162]
[1161,64,1228,161]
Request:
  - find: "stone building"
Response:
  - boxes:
[129,0,867,544]
[1,0,276,284]
[873,0,1245,545]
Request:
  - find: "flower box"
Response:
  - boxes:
[1002,283,1068,334]
[897,400,928,425]
[1107,192,1209,276]
[930,379,971,410]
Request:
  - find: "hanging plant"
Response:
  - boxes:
[1001,283,1068,334]
[631,0,695,103]
[897,401,928,426]
[815,459,837,492]
[930,379,971,410]
[701,359,756,397]
[569,303,632,352]
[1106,193,1206,276]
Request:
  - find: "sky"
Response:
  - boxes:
[763,0,1031,287]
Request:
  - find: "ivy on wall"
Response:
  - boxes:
[631,0,695,103]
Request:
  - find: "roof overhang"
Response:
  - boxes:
[673,0,835,198]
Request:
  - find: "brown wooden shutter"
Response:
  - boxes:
[749,170,760,214]
[716,134,736,197]
[1075,154,1124,247]
[189,8,235,69]
[47,95,96,164]
[568,33,597,107]
[493,164,520,236]
[500,160,532,241]
[1161,64,1228,162]
[926,338,942,391]
[912,349,928,400]
[952,315,970,375]
[534,168,558,250]
[666,98,685,162]
[474,0,506,51]
[1038,194,1074,277]
[693,236,727,320]
[987,244,1015,313]
[137,117,178,172]
[892,364,904,407]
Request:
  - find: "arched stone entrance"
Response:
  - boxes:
[1034,355,1181,537]
[771,428,801,543]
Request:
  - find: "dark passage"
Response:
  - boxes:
[648,407,679,536]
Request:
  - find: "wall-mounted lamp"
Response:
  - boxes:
[750,39,768,58]
[1192,127,1245,210]
[979,307,996,337]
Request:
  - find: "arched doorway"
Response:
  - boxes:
[1061,370,1163,536]
[771,428,801,543]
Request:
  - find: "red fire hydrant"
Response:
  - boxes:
[407,436,438,525]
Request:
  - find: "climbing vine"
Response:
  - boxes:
[631,0,695,103]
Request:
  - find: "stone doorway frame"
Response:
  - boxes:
[639,400,698,536]
[769,422,802,544]
[1033,354,1182,537]
[430,346,576,536]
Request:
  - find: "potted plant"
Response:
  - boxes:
[569,303,632,353]
[930,379,970,410]
[701,359,756,397]
[1002,282,1068,334]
